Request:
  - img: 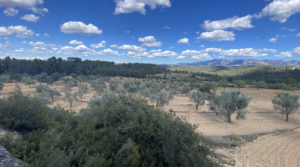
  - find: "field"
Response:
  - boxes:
[168,65,297,76]
[1,82,300,167]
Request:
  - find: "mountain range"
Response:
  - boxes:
[178,59,300,66]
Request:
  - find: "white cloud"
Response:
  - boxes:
[276,51,293,57]
[281,27,297,32]
[117,44,146,52]
[60,21,103,35]
[98,48,120,56]
[180,50,211,59]
[69,40,83,45]
[114,0,171,15]
[220,48,268,57]
[0,25,34,38]
[110,44,117,48]
[177,38,189,44]
[203,15,254,31]
[138,35,162,47]
[3,7,18,16]
[21,14,39,22]
[43,33,49,37]
[294,46,300,55]
[296,33,300,37]
[0,0,47,14]
[147,49,177,58]
[199,30,235,41]
[90,41,106,49]
[163,26,171,30]
[269,37,277,43]
[259,0,300,23]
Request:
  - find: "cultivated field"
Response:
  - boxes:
[1,82,300,167]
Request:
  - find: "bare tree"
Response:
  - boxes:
[272,92,299,121]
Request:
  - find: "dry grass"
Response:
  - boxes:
[1,83,300,167]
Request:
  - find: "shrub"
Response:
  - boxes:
[0,93,51,132]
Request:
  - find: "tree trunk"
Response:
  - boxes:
[227,114,232,123]
[196,104,199,110]
[286,113,289,122]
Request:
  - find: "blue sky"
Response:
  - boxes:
[0,0,300,64]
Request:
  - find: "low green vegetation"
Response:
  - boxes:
[0,93,223,167]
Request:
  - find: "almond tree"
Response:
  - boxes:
[189,91,207,110]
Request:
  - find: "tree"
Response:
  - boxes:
[234,80,246,89]
[36,83,61,102]
[189,91,207,110]
[210,91,251,123]
[180,85,191,95]
[0,81,3,92]
[209,95,224,116]
[109,81,119,91]
[90,79,106,96]
[21,76,36,87]
[199,83,217,95]
[272,92,299,121]
[65,91,77,111]
[254,80,267,90]
[218,79,228,89]
[77,83,88,99]
[150,92,173,107]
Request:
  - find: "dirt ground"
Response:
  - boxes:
[1,84,300,167]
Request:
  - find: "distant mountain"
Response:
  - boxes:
[178,59,300,66]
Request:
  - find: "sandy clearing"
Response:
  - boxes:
[234,128,300,167]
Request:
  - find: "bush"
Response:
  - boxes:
[3,95,223,167]
[0,93,51,132]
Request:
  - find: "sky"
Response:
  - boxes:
[0,0,300,64]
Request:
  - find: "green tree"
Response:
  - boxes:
[234,80,246,89]
[21,76,36,87]
[36,83,61,102]
[189,91,207,110]
[150,92,172,107]
[210,91,251,122]
[218,79,228,89]
[209,95,224,116]
[0,81,3,92]
[254,80,267,90]
[77,83,88,99]
[272,92,299,121]
[90,79,106,96]
[0,93,50,132]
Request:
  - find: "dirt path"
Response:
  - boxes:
[234,128,300,167]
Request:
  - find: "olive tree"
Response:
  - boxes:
[65,90,77,111]
[254,80,267,90]
[0,81,3,92]
[218,79,228,89]
[210,91,251,123]
[21,76,36,87]
[189,91,207,110]
[209,95,224,116]
[77,83,88,99]
[272,92,299,122]
[109,81,119,91]
[150,92,173,107]
[234,80,246,89]
[90,79,106,96]
[36,83,61,102]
